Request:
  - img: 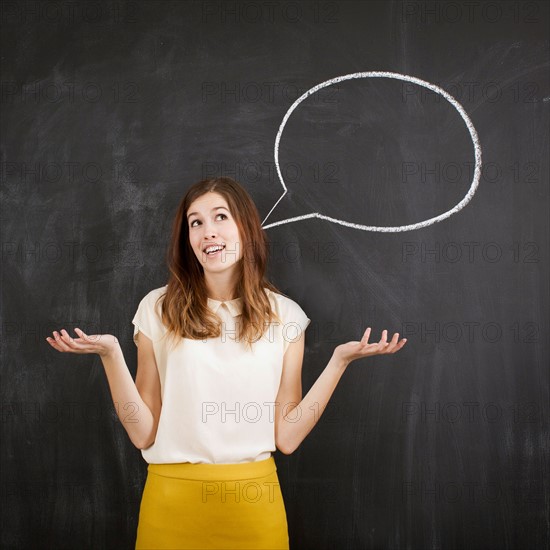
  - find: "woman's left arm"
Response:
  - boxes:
[274,328,407,455]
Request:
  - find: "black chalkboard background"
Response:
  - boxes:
[1,1,548,549]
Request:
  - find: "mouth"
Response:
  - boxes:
[202,243,226,257]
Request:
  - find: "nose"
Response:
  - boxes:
[202,222,217,238]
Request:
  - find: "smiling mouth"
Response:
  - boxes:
[203,244,226,256]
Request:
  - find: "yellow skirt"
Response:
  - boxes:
[135,456,289,550]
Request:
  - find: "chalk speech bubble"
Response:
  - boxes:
[260,71,482,232]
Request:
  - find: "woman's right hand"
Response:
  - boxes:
[46,328,120,358]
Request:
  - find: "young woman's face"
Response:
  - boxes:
[187,192,243,273]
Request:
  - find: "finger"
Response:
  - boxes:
[74,328,90,341]
[51,331,73,352]
[59,329,86,350]
[360,327,372,345]
[379,330,395,353]
[384,333,400,353]
[390,338,408,353]
[374,339,387,351]
[76,328,103,344]
[46,336,65,352]
[64,328,89,344]
[59,329,77,345]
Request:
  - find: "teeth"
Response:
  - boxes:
[205,245,224,254]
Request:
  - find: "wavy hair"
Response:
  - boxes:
[157,177,286,352]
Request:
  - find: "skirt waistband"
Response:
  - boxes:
[147,456,276,481]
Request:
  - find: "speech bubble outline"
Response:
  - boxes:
[260,71,482,232]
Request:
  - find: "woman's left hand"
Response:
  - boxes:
[333,328,407,366]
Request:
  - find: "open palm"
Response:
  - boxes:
[46,328,119,357]
[334,327,407,366]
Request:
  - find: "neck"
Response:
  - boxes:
[204,271,240,302]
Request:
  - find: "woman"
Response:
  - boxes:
[46,176,407,549]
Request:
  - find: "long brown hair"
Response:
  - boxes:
[156,176,286,352]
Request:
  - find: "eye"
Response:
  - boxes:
[190,213,228,227]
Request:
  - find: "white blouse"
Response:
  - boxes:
[131,285,311,464]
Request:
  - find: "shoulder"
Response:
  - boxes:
[137,285,168,311]
[264,288,311,349]
[141,284,168,299]
[265,287,298,308]
[132,286,168,341]
[264,288,309,323]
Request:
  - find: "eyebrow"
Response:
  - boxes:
[187,206,228,220]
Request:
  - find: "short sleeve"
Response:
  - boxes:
[131,288,167,347]
[281,297,311,354]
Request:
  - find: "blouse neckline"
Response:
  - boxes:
[205,288,271,318]
[207,296,243,317]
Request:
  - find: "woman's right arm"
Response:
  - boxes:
[47,328,162,450]
[101,333,161,449]
[130,331,162,449]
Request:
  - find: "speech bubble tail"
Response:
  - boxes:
[261,191,317,229]
[262,213,319,230]
[261,190,287,226]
